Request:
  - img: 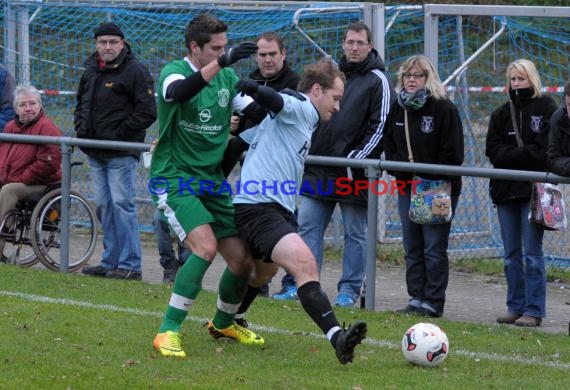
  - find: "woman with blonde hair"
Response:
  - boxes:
[384,55,464,318]
[485,59,557,327]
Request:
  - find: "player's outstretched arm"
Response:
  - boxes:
[236,79,284,114]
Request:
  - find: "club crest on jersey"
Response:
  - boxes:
[218,88,230,108]
[421,116,434,134]
[530,115,543,133]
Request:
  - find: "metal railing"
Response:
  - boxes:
[2,133,570,310]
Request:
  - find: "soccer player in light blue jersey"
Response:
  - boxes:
[233,59,368,364]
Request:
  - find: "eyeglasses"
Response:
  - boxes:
[403,73,426,80]
[344,40,369,48]
[96,39,122,46]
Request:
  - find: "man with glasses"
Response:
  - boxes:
[274,21,394,308]
[76,22,157,280]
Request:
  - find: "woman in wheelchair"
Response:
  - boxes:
[0,84,62,262]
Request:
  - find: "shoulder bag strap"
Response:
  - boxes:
[404,110,414,163]
[509,101,524,147]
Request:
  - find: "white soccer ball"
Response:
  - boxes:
[401,322,449,367]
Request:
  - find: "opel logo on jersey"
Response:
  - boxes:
[199,109,212,122]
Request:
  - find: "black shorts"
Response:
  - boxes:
[234,203,298,262]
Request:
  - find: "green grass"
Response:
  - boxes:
[1,264,569,389]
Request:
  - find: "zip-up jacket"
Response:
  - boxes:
[485,90,557,203]
[74,43,157,159]
[383,96,464,196]
[547,106,570,177]
[0,65,15,132]
[300,49,394,206]
[0,110,62,185]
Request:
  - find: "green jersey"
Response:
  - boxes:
[152,58,248,186]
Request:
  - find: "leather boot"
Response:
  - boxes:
[514,315,541,327]
[496,312,522,324]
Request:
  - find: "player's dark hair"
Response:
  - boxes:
[298,58,345,93]
[564,81,570,97]
[184,14,228,51]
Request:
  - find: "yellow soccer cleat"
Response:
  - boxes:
[207,320,265,345]
[153,330,186,358]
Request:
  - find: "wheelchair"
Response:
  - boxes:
[0,184,98,272]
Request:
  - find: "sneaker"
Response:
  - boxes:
[234,317,249,328]
[153,330,186,358]
[334,321,368,364]
[396,304,421,314]
[272,286,298,300]
[206,320,264,345]
[416,306,441,318]
[335,293,355,307]
[106,268,142,280]
[82,265,111,277]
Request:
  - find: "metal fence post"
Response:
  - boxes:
[59,139,72,272]
[364,164,382,310]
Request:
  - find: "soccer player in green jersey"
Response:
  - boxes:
[151,14,266,358]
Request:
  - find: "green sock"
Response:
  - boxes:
[212,266,249,329]
[159,253,210,333]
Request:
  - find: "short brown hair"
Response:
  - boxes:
[297,58,345,93]
[184,14,228,50]
[564,81,570,97]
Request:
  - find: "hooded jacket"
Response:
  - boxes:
[0,110,62,185]
[547,105,570,177]
[74,43,157,159]
[300,49,394,206]
[485,88,557,203]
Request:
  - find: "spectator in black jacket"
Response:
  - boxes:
[0,64,16,132]
[384,55,464,318]
[222,31,300,177]
[547,81,570,176]
[274,22,394,307]
[76,22,157,280]
[486,59,557,327]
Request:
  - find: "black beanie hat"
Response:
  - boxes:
[94,22,124,39]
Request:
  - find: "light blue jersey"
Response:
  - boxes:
[233,93,318,212]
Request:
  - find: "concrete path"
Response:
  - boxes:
[83,240,570,335]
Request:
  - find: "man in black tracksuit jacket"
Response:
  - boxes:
[76,22,157,280]
[274,22,395,307]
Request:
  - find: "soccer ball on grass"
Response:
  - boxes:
[401,322,449,367]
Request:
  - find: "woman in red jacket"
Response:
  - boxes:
[0,84,62,261]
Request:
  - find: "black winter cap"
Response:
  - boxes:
[94,22,124,39]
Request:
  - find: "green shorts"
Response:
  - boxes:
[156,189,238,242]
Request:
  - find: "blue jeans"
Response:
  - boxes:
[294,196,367,300]
[153,208,191,270]
[88,156,142,272]
[398,191,459,314]
[496,201,546,318]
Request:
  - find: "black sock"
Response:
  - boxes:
[236,285,260,315]
[297,281,340,336]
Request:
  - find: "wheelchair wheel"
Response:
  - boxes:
[30,189,97,272]
[0,210,39,267]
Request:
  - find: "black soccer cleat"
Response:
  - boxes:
[334,321,367,364]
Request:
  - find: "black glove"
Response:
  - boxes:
[236,79,259,97]
[217,42,257,68]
